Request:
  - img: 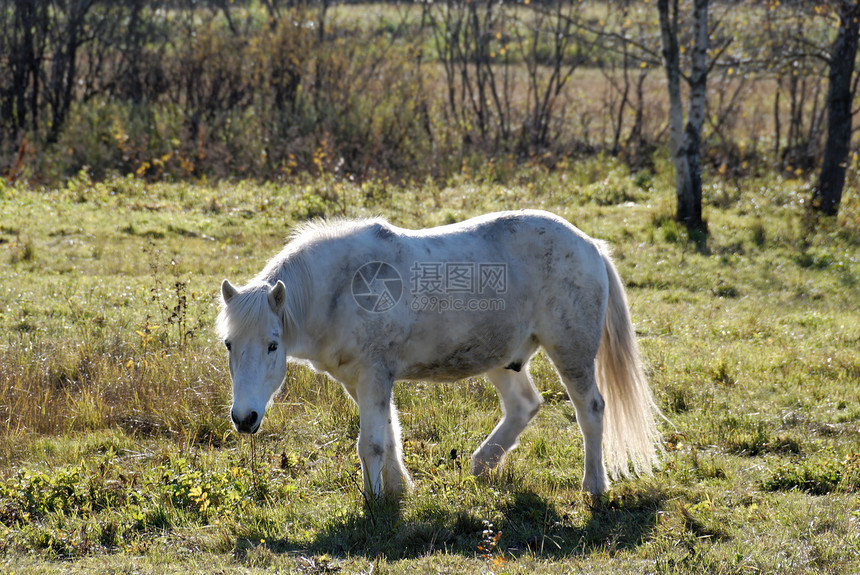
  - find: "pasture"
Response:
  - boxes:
[1,160,859,573]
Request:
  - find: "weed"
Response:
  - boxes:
[750,218,767,247]
[478,520,505,574]
[762,454,860,495]
[796,251,833,270]
[664,385,693,414]
[710,358,736,386]
[689,450,727,481]
[716,415,802,457]
[9,238,36,264]
[661,219,683,244]
[144,244,203,349]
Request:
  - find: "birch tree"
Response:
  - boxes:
[657,0,710,234]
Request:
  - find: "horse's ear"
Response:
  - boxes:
[269,280,287,312]
[221,279,239,304]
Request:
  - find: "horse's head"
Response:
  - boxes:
[217,279,289,434]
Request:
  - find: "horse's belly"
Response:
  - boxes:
[400,353,501,382]
[396,316,533,382]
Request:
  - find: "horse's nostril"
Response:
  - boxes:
[231,409,260,433]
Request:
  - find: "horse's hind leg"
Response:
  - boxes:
[549,355,608,496]
[471,366,543,476]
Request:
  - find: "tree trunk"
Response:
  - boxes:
[812,0,860,216]
[657,0,708,234]
[10,0,47,136]
[682,0,708,233]
[47,0,95,145]
[657,0,689,208]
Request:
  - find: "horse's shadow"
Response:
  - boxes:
[236,484,665,563]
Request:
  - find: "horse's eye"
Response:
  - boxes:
[267,342,278,353]
[224,341,232,352]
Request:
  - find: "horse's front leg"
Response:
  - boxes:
[355,372,412,499]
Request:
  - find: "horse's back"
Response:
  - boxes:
[295,210,595,263]
[336,210,607,307]
[394,210,603,282]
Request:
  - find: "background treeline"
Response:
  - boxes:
[0,0,856,186]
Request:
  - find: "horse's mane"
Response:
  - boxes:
[216,217,387,342]
[216,248,317,343]
[287,216,387,244]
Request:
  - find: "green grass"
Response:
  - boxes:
[1,160,859,573]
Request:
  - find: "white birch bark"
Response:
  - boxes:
[658,0,708,231]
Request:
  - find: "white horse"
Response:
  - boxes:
[216,209,662,498]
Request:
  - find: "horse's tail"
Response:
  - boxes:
[595,244,663,479]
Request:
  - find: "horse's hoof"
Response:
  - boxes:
[581,474,608,497]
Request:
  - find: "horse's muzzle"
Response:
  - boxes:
[231,409,260,434]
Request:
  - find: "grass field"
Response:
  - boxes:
[1,159,859,573]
